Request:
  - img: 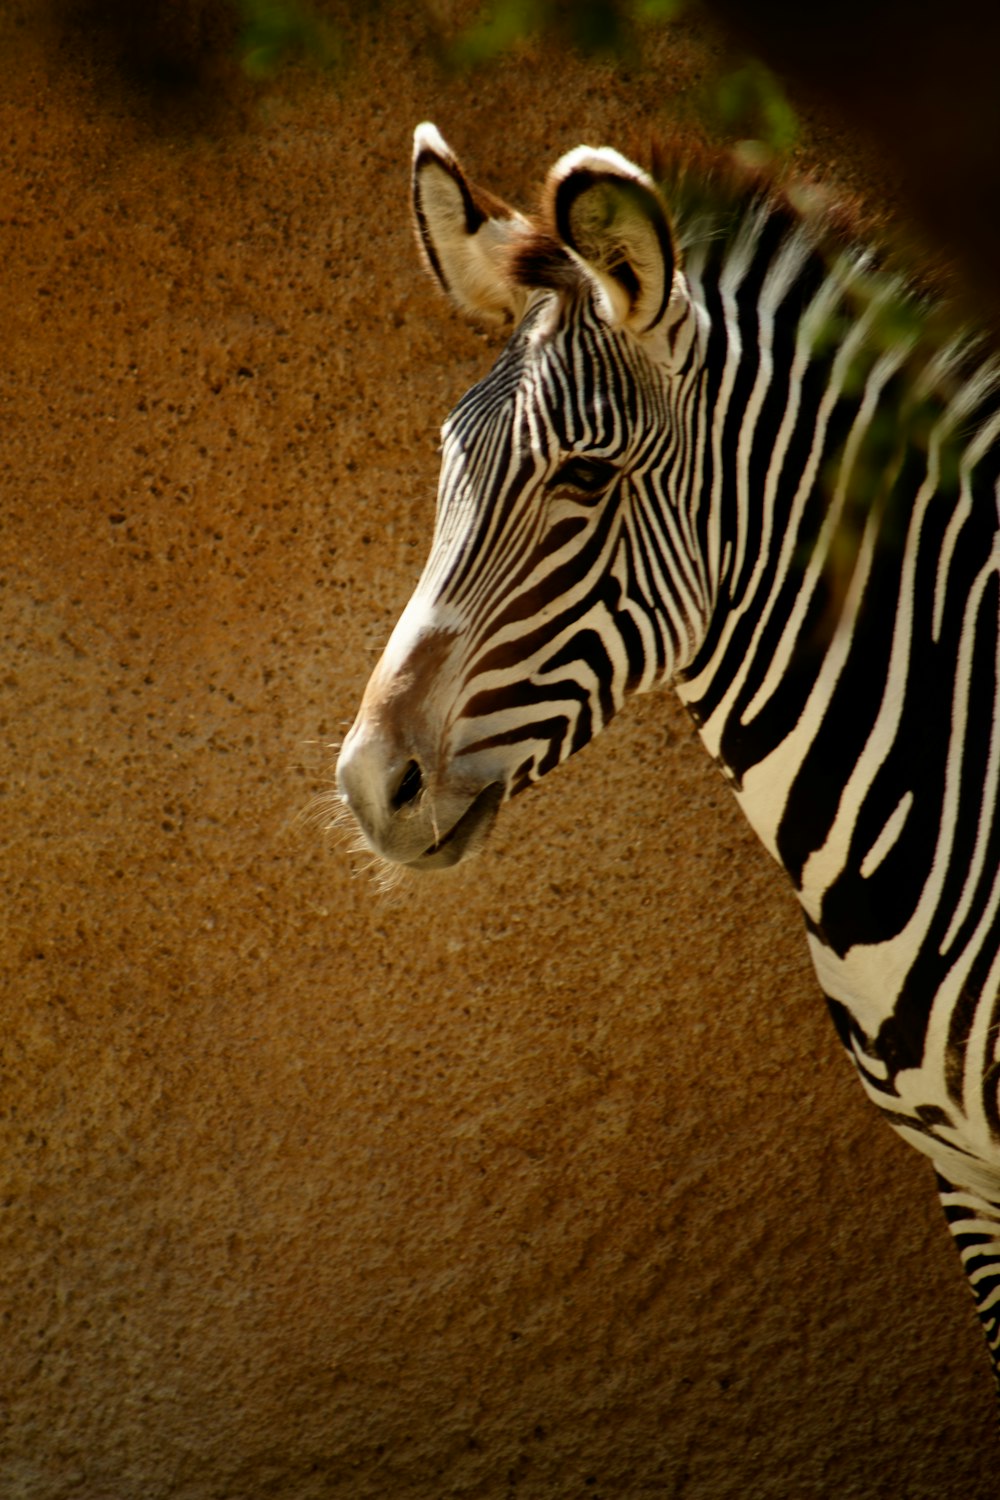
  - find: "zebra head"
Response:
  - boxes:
[337,125,709,869]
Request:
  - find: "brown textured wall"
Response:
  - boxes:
[1,6,996,1497]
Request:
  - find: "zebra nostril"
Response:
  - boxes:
[392,759,423,810]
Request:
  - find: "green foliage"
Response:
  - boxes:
[711,59,798,153]
[229,0,799,164]
[449,0,541,67]
[446,0,617,64]
[449,0,683,67]
[448,1,797,158]
[236,0,341,78]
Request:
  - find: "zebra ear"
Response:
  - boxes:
[412,123,530,324]
[549,147,676,335]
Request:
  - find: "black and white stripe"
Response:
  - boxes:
[338,131,1000,1394]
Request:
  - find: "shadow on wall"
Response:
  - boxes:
[45,0,240,118]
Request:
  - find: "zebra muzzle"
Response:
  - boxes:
[335,719,506,870]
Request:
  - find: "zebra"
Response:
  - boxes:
[335,122,1000,1404]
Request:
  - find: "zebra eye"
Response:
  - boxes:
[550,456,618,496]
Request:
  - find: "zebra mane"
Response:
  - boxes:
[651,133,882,260]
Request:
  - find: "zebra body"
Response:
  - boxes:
[336,125,1000,1399]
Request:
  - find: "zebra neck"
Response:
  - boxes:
[668,194,1000,982]
[670,252,1000,1107]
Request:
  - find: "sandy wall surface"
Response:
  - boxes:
[0,4,996,1496]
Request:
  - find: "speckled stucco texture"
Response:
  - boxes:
[0,6,996,1498]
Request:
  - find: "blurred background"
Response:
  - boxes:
[1,3,997,1495]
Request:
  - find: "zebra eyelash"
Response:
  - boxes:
[548,455,620,498]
